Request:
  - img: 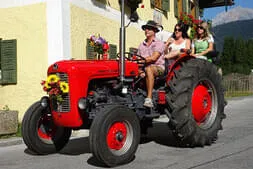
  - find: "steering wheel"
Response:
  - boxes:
[117,52,146,64]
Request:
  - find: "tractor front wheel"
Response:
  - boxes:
[22,101,71,154]
[89,105,140,167]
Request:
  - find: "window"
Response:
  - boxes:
[151,0,170,12]
[109,44,117,59]
[86,39,117,60]
[0,39,17,85]
[129,47,138,55]
[174,0,188,18]
[86,39,96,60]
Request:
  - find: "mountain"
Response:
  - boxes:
[212,6,253,27]
[212,19,253,51]
[210,7,253,51]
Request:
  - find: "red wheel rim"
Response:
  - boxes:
[107,122,127,150]
[192,84,212,123]
[37,114,56,140]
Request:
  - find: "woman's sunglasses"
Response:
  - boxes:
[197,26,204,30]
[174,28,182,32]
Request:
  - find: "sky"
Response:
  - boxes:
[203,0,253,20]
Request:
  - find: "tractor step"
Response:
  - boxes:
[145,113,160,118]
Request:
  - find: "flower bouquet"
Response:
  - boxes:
[89,34,110,59]
[41,74,69,104]
[178,12,202,39]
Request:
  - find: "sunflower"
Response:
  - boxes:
[60,82,69,93]
[46,74,60,84]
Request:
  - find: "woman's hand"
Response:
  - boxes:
[165,37,174,47]
[191,53,198,57]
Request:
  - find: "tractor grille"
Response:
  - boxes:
[51,73,70,112]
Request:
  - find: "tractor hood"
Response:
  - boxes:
[47,60,138,78]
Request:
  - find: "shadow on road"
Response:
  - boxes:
[60,137,90,155]
[142,122,179,147]
[24,121,183,167]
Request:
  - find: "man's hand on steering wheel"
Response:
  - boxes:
[117,52,146,64]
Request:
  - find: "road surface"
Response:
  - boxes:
[1,96,253,169]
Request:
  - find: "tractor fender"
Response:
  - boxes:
[166,54,195,84]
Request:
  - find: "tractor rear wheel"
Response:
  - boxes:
[167,59,225,147]
[22,101,71,154]
[89,105,140,167]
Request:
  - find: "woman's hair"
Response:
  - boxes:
[172,22,189,39]
[196,21,210,40]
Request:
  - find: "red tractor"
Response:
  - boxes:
[22,0,226,167]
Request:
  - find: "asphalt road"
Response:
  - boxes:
[1,96,253,169]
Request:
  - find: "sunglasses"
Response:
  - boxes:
[174,28,182,32]
[198,26,204,30]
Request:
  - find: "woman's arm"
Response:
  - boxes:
[195,42,214,56]
[165,50,180,59]
[185,39,191,49]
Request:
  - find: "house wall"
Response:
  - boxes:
[0,0,196,122]
[70,3,144,59]
[70,0,178,59]
[0,3,48,121]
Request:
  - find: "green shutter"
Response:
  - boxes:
[150,0,155,6]
[109,44,117,59]
[182,0,187,13]
[188,0,191,14]
[129,47,138,55]
[86,39,95,60]
[195,5,199,19]
[0,39,2,71]
[174,0,178,17]
[0,39,17,84]
[162,0,170,12]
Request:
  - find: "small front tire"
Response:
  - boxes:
[22,101,71,154]
[89,105,140,167]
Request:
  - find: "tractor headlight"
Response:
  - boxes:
[41,96,49,108]
[78,98,87,110]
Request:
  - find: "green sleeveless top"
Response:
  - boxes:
[194,39,209,54]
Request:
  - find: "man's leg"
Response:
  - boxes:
[144,66,162,107]
[145,66,155,99]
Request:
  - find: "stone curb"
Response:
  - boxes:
[0,137,23,147]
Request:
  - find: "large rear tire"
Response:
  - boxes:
[167,59,225,147]
[22,101,71,154]
[89,105,140,167]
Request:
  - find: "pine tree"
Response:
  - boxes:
[220,36,235,75]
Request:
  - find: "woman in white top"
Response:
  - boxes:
[165,22,191,59]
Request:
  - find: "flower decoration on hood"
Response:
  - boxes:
[41,74,69,104]
[89,34,110,55]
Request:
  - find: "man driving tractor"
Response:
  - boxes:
[137,20,165,108]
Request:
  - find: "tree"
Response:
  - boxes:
[221,36,253,75]
[220,36,235,75]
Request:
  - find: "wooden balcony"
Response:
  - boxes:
[199,0,234,8]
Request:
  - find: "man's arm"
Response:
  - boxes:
[144,51,161,63]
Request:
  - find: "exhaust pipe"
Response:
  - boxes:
[119,0,126,84]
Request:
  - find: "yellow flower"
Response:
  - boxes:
[89,41,95,47]
[60,82,69,93]
[44,81,51,89]
[47,74,60,84]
